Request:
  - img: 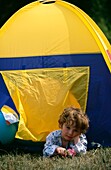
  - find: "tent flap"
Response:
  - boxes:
[1,67,89,141]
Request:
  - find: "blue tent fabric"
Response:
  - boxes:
[0,53,105,70]
[0,74,19,115]
[0,53,111,148]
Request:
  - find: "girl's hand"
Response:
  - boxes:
[56,147,67,157]
[67,148,76,157]
[74,135,80,144]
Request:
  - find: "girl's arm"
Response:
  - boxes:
[70,134,88,154]
[43,131,62,157]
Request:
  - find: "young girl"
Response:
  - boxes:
[43,106,89,157]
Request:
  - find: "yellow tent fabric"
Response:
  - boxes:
[0,0,111,71]
[0,1,99,57]
[1,67,89,141]
[71,4,111,72]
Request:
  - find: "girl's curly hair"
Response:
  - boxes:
[58,106,89,133]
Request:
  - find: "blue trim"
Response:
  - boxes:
[0,53,104,71]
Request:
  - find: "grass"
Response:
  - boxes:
[0,147,111,170]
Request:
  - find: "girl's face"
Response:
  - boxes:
[61,123,81,141]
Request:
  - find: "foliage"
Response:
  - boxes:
[0,147,111,170]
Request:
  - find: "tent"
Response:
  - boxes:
[0,0,111,151]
